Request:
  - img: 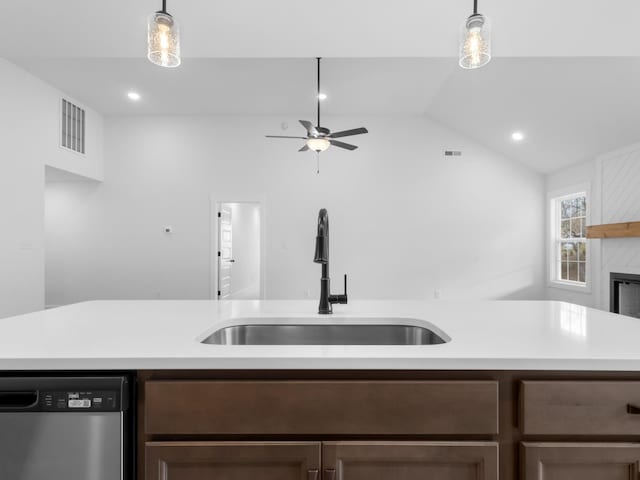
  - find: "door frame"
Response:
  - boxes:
[210,197,266,300]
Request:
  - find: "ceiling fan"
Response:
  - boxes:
[266,58,368,153]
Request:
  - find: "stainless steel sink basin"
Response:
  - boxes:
[201,319,448,345]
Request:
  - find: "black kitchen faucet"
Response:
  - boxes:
[313,208,348,314]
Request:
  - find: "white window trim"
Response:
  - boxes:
[547,183,592,293]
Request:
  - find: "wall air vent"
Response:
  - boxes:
[60,98,85,154]
[444,150,462,157]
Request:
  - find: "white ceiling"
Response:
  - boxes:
[1,0,639,58]
[14,57,640,174]
[428,57,640,173]
[3,1,640,174]
[15,58,457,115]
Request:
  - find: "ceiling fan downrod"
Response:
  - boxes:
[317,57,321,129]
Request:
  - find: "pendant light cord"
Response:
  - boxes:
[317,57,321,128]
[473,0,478,15]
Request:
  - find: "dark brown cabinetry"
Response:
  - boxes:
[520,381,640,435]
[521,443,640,480]
[520,381,640,480]
[145,380,498,435]
[138,371,640,480]
[146,442,321,480]
[146,441,499,480]
[323,442,498,480]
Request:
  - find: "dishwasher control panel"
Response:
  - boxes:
[41,391,119,411]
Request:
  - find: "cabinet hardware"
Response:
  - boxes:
[324,469,336,480]
[627,404,640,414]
[307,469,319,480]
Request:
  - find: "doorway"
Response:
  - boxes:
[216,202,262,300]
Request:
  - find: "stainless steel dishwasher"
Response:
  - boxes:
[0,375,133,480]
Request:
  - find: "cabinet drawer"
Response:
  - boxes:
[521,442,640,479]
[145,380,499,435]
[520,381,640,435]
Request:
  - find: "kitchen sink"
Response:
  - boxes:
[200,319,449,345]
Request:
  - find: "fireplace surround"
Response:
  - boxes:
[610,272,640,319]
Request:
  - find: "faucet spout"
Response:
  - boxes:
[313,208,348,314]
[314,208,329,264]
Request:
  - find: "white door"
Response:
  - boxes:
[217,206,233,299]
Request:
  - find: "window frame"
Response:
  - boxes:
[548,184,591,292]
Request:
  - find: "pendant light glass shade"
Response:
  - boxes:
[307,138,330,152]
[459,13,491,69]
[148,11,181,68]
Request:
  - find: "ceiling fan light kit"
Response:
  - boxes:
[306,138,331,152]
[148,0,181,68]
[459,0,492,69]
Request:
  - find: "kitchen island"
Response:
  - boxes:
[2,299,640,480]
[0,299,639,370]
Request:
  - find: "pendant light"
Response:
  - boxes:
[147,0,181,68]
[459,0,491,69]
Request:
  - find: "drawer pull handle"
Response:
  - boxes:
[324,469,336,480]
[628,404,640,414]
[307,469,319,480]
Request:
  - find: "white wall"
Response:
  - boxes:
[45,114,545,305]
[46,105,104,181]
[0,59,45,317]
[546,141,640,310]
[0,58,103,317]
[545,159,600,308]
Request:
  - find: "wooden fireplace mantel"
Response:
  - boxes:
[586,221,640,239]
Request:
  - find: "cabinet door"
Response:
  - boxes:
[522,443,640,480]
[146,442,321,480]
[322,442,498,480]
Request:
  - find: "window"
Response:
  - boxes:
[550,191,588,287]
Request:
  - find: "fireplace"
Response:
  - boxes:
[610,273,640,319]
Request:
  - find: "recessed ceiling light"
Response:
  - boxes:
[318,93,327,101]
[511,131,524,141]
[127,92,141,101]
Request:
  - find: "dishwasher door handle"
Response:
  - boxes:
[0,391,38,409]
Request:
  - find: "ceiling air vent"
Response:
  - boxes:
[444,150,462,157]
[60,98,85,154]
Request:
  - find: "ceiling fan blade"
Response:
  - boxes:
[329,127,368,139]
[299,120,318,136]
[265,135,308,139]
[299,144,310,152]
[329,139,358,151]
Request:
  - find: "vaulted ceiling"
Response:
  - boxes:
[3,1,640,174]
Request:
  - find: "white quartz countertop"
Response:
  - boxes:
[1,300,639,371]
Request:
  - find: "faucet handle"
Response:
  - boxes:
[328,274,348,305]
[338,274,348,304]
